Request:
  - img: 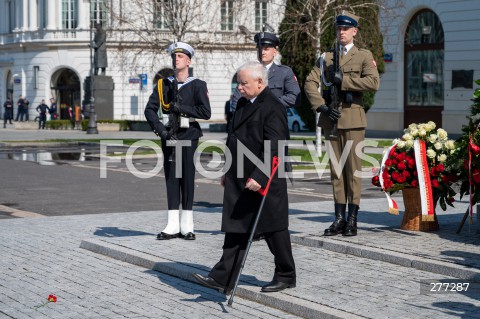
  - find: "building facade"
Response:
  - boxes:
[0,0,284,123]
[1,0,479,135]
[368,0,480,135]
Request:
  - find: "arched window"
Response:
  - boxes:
[404,9,444,127]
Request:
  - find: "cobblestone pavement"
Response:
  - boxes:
[1,198,478,318]
[0,212,301,319]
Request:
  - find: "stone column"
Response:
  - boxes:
[22,0,28,31]
[46,0,56,30]
[77,0,88,29]
[29,0,37,31]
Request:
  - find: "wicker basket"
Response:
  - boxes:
[401,188,439,231]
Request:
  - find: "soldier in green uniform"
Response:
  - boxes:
[304,11,380,237]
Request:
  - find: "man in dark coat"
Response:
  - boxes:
[15,95,26,122]
[92,22,108,75]
[193,61,296,293]
[145,42,211,241]
[3,97,13,128]
[36,99,50,129]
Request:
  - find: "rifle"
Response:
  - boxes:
[257,29,264,62]
[329,18,340,139]
[168,43,180,162]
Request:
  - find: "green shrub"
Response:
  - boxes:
[45,120,73,130]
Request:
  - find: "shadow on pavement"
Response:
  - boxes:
[93,226,155,237]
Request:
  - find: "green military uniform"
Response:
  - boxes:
[304,11,380,236]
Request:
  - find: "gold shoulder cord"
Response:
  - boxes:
[157,79,170,112]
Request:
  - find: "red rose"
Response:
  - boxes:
[385,159,393,166]
[397,176,406,183]
[402,170,411,178]
[411,180,419,187]
[392,171,401,182]
[406,157,416,168]
[48,295,57,303]
[372,176,380,186]
[431,179,439,188]
[397,161,407,171]
[397,152,407,161]
[430,167,437,176]
[436,164,445,172]
[473,170,480,184]
[384,180,393,189]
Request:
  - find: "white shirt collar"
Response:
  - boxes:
[264,62,274,70]
[341,43,354,55]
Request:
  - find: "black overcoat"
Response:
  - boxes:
[221,87,289,234]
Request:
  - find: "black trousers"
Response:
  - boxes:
[161,139,198,210]
[209,229,296,289]
[15,107,24,121]
[38,114,47,129]
[4,109,13,125]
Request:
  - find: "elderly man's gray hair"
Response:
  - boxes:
[236,61,269,86]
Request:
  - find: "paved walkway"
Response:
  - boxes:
[2,128,479,318]
[1,198,479,318]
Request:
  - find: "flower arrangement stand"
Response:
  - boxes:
[401,188,439,231]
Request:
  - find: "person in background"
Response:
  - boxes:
[36,99,50,129]
[3,97,13,128]
[50,98,58,120]
[15,95,26,122]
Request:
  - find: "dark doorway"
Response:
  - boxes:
[404,9,444,128]
[51,69,81,120]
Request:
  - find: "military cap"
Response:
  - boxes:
[254,32,280,47]
[335,11,360,28]
[167,42,194,58]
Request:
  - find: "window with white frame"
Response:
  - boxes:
[90,0,108,26]
[255,0,267,31]
[221,0,234,31]
[154,0,170,30]
[62,0,78,29]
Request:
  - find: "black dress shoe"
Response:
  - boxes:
[180,232,196,240]
[261,280,296,293]
[156,232,180,240]
[192,273,230,294]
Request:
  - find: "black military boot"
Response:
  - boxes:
[324,203,347,236]
[343,204,359,236]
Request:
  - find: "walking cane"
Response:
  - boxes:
[227,156,280,307]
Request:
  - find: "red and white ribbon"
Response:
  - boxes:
[379,145,399,215]
[414,140,435,221]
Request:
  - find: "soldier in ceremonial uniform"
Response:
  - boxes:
[145,42,211,241]
[304,11,380,236]
[230,32,301,112]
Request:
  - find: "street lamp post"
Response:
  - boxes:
[87,20,98,134]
